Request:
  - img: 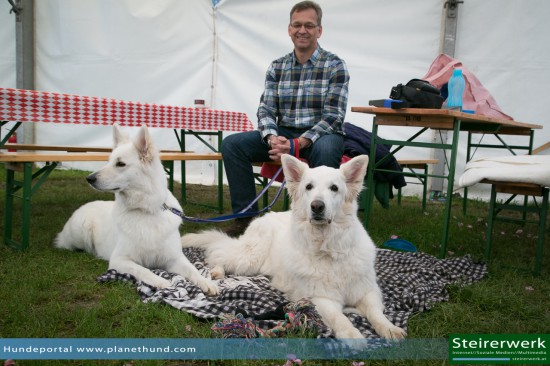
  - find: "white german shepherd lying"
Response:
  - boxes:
[55,124,218,296]
[181,154,406,339]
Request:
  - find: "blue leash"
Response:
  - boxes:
[163,166,285,223]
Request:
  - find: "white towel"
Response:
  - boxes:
[458,155,550,188]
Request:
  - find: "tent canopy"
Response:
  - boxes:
[1,0,549,195]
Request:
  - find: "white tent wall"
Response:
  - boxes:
[31,0,215,174]
[1,0,549,198]
[448,0,550,198]
[0,1,17,135]
[0,2,15,87]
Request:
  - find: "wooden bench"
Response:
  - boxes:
[397,159,439,210]
[252,158,439,211]
[0,150,221,162]
[481,179,548,276]
[1,144,222,203]
[0,145,222,250]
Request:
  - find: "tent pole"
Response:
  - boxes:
[14,0,36,144]
[430,0,464,198]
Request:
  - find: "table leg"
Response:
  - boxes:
[439,119,461,258]
[463,132,473,215]
[363,119,379,229]
[177,129,224,213]
[216,131,223,213]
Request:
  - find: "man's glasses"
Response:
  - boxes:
[290,23,319,31]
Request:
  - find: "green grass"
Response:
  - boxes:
[0,165,549,366]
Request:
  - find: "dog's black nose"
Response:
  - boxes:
[86,174,96,184]
[311,200,325,214]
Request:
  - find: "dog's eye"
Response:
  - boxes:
[305,183,313,190]
[116,161,126,168]
[330,184,339,192]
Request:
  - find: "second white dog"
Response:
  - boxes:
[55,124,218,296]
[181,154,406,339]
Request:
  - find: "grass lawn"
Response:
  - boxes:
[0,165,548,366]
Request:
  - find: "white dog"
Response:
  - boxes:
[181,154,406,339]
[55,124,218,296]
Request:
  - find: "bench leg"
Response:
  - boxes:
[4,162,58,250]
[4,162,33,250]
[162,161,174,192]
[534,188,548,276]
[485,184,547,276]
[263,177,269,208]
[421,164,428,211]
[4,167,15,248]
[397,187,402,206]
[485,185,498,262]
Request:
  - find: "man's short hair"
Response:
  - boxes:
[290,1,323,26]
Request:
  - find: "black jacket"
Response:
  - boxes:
[343,122,407,207]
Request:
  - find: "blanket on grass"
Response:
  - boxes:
[97,248,487,339]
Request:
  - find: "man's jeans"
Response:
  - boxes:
[222,127,344,213]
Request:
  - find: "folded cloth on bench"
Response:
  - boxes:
[458,155,550,188]
[97,248,487,339]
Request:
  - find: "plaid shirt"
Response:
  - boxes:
[257,45,350,143]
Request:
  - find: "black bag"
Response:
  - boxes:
[389,79,444,109]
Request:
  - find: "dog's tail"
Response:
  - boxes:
[181,229,233,249]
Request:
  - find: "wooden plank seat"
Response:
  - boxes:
[0,143,221,194]
[480,179,548,276]
[0,145,222,251]
[0,151,222,162]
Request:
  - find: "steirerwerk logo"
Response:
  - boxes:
[450,334,549,364]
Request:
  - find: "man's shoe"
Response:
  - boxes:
[225,217,253,238]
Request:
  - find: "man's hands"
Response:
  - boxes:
[267,135,290,162]
[267,135,311,162]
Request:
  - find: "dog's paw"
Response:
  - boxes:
[152,277,172,289]
[378,325,407,340]
[335,327,364,340]
[211,265,226,280]
[197,278,219,297]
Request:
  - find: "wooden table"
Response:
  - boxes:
[351,106,542,258]
[1,88,254,250]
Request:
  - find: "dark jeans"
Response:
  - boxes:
[222,126,344,213]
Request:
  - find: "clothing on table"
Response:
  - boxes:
[422,53,513,120]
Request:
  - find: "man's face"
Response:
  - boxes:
[288,8,322,53]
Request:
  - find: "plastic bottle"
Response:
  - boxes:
[446,68,465,110]
[8,132,17,151]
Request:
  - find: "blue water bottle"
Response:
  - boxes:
[446,68,465,110]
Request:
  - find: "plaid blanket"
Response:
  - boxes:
[97,248,487,339]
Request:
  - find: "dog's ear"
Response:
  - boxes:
[281,154,308,201]
[134,124,155,163]
[113,123,130,147]
[341,155,369,199]
[281,154,308,183]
